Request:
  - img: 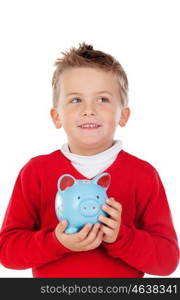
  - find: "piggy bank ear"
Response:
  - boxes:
[57,174,76,191]
[93,172,111,190]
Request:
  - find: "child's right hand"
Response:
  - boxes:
[54,220,104,252]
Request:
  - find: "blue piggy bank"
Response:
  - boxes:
[55,172,111,233]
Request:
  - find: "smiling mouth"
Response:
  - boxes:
[78,123,102,129]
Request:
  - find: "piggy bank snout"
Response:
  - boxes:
[79,199,101,217]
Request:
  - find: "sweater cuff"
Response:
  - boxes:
[101,223,133,254]
[46,231,74,256]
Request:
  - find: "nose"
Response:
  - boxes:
[81,101,96,116]
[79,199,100,217]
[83,111,95,116]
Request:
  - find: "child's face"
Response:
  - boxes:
[51,67,130,155]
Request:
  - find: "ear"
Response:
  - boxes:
[93,173,111,190]
[119,107,130,127]
[57,174,76,191]
[50,108,62,129]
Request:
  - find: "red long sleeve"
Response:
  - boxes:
[0,150,179,277]
[102,170,179,276]
[0,161,73,270]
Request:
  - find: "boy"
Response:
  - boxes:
[0,42,179,278]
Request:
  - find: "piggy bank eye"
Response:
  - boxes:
[77,196,81,199]
[96,195,100,199]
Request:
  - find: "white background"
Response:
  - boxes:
[0,0,179,277]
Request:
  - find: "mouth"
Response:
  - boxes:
[78,123,102,130]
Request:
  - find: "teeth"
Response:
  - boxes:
[81,124,99,128]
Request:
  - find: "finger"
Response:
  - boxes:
[87,227,104,250]
[101,204,120,221]
[74,223,93,242]
[106,198,122,211]
[82,223,101,246]
[100,225,114,236]
[96,227,104,241]
[98,215,117,229]
[56,220,68,234]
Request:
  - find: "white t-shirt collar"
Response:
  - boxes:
[60,140,122,178]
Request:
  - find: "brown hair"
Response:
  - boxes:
[52,42,129,108]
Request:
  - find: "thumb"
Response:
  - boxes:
[57,220,68,233]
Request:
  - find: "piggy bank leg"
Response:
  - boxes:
[65,226,79,234]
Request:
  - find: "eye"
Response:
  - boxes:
[77,196,81,199]
[96,195,100,199]
[71,98,81,103]
[98,97,109,103]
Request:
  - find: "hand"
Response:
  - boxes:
[55,221,104,252]
[99,197,122,243]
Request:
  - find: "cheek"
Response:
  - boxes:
[57,106,77,122]
[103,107,121,124]
[114,107,122,124]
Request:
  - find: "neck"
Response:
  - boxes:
[68,140,115,156]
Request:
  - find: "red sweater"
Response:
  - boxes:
[0,150,179,277]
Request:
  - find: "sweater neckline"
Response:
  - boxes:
[56,149,126,180]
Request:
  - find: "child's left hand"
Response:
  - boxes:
[99,197,122,243]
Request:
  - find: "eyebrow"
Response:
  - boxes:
[65,90,113,97]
